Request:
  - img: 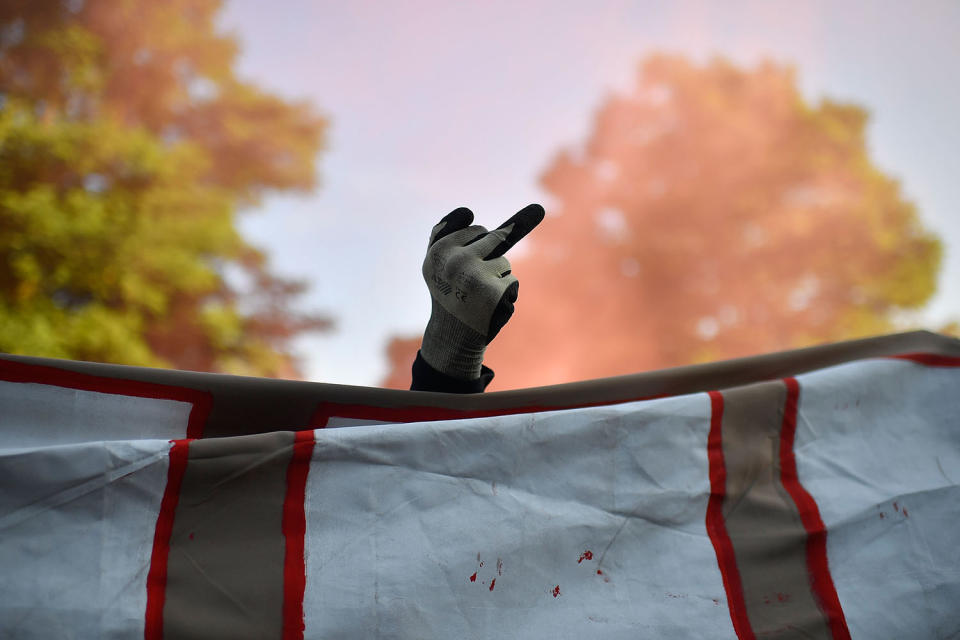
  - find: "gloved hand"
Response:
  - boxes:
[418,204,545,382]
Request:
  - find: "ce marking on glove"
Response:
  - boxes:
[455,287,467,302]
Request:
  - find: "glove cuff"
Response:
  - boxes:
[410,351,494,392]
[420,299,487,380]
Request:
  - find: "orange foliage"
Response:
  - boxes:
[385,55,941,390]
[0,0,329,377]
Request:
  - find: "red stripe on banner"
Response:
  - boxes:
[282,430,316,640]
[0,359,212,438]
[310,350,960,428]
[704,391,755,640]
[144,439,192,640]
[889,352,960,367]
[310,394,668,428]
[779,378,851,640]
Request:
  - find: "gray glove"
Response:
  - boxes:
[420,204,545,380]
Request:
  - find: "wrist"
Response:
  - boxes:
[420,299,487,380]
[411,351,494,392]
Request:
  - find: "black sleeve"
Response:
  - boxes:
[410,351,494,393]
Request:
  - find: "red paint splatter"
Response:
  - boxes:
[552,585,561,598]
[776,592,790,603]
[469,572,477,583]
[903,507,909,517]
[188,532,194,541]
[880,512,886,519]
[893,502,899,512]
[497,558,503,576]
[596,569,603,575]
[578,550,594,564]
[489,579,496,591]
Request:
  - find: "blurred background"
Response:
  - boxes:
[1,0,958,390]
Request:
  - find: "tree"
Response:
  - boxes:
[0,0,330,377]
[384,55,942,390]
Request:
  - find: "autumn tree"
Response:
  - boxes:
[0,0,330,376]
[384,55,942,390]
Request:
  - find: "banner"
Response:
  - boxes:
[1,331,958,638]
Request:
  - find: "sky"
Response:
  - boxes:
[217,0,960,386]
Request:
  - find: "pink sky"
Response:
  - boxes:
[218,0,960,385]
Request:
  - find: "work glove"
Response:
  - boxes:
[418,204,545,382]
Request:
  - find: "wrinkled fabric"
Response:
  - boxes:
[0,351,958,638]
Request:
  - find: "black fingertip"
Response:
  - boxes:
[496,203,545,232]
[520,203,545,226]
[486,280,519,343]
[506,279,519,302]
[483,203,545,259]
[431,207,474,245]
[446,206,474,221]
[516,203,545,237]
